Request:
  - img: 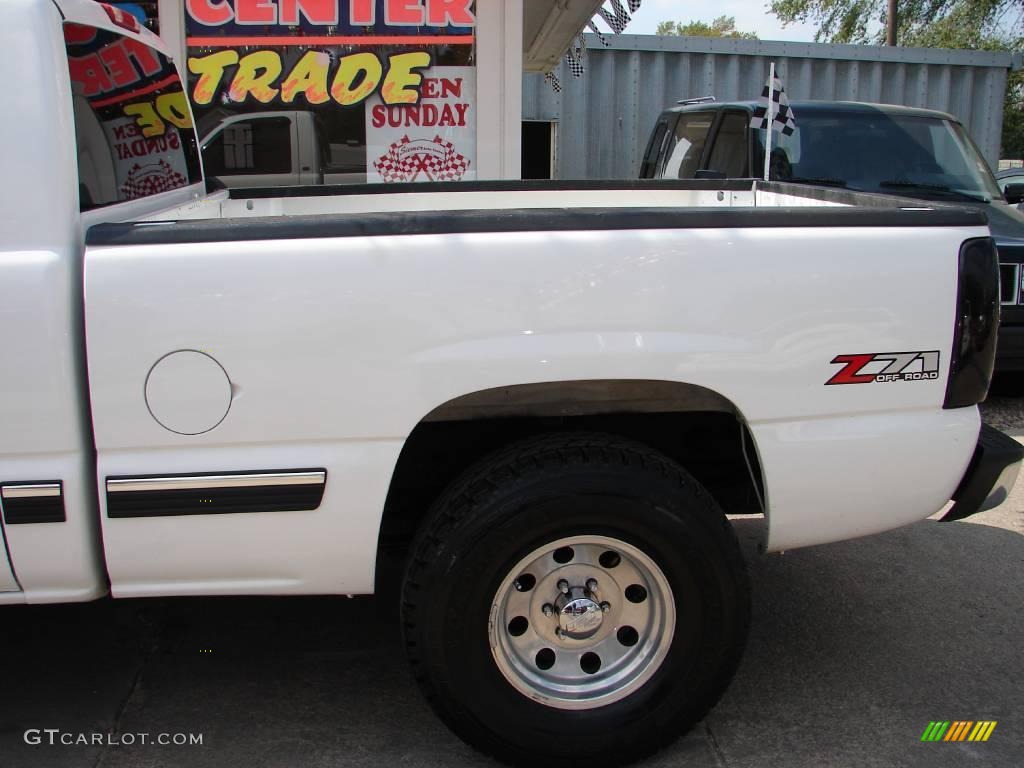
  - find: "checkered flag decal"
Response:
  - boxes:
[750,71,797,136]
[120,160,187,199]
[373,136,470,183]
[544,72,562,92]
[421,136,470,181]
[373,137,414,183]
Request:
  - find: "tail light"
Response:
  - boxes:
[944,237,999,408]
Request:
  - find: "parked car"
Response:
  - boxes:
[4,3,1022,766]
[641,99,1024,372]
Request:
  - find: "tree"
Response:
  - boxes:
[1004,74,1024,157]
[768,0,1024,157]
[656,15,759,39]
[769,0,1022,46]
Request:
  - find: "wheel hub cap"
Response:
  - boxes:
[557,588,604,639]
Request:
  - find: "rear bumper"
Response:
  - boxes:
[943,424,1023,521]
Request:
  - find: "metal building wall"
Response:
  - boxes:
[523,34,1019,179]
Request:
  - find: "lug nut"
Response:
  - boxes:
[586,578,599,592]
[542,603,555,617]
[557,579,570,594]
[600,601,610,613]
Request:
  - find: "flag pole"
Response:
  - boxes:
[763,62,775,181]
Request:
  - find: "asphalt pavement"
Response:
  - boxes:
[1,469,1022,767]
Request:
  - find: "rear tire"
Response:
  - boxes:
[401,432,750,767]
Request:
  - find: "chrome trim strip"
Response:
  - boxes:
[1,483,62,499]
[106,471,326,494]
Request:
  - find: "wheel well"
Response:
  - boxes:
[376,381,764,594]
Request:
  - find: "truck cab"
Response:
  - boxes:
[641,99,1024,372]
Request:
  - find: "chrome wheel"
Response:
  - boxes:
[488,534,676,710]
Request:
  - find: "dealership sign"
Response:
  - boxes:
[185,1,477,183]
[188,49,433,106]
[185,0,475,29]
[367,66,474,182]
[185,1,475,108]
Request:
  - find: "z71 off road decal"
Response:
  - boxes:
[826,351,941,385]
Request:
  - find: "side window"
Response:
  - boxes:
[662,112,714,179]
[64,23,201,211]
[203,118,293,176]
[640,119,671,178]
[706,112,749,177]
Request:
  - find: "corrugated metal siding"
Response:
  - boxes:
[523,35,1016,178]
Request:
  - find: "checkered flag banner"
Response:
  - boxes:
[564,32,586,77]
[544,71,562,92]
[546,0,642,90]
[587,20,610,47]
[597,1,630,34]
[593,0,642,45]
[750,68,797,136]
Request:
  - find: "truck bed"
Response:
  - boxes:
[73,178,991,600]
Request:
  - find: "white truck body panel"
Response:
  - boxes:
[0,0,111,604]
[83,206,984,596]
[0,0,202,603]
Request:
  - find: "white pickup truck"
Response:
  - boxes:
[3,1,1021,765]
[197,109,366,187]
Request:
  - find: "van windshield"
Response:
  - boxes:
[754,111,1001,203]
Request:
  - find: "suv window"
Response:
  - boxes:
[64,23,201,210]
[640,118,672,178]
[203,117,293,176]
[752,112,1000,200]
[662,112,714,178]
[706,112,749,177]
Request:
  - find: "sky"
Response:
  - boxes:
[622,0,821,42]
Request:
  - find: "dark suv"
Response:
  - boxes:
[641,100,1024,372]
